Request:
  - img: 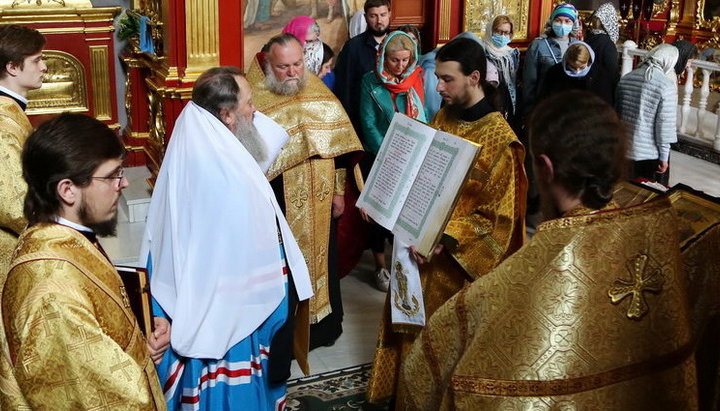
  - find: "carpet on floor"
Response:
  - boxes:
[286,363,390,410]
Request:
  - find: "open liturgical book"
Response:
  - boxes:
[357,113,481,259]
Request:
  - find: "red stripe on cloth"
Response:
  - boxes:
[163,361,185,393]
[181,395,201,404]
[198,367,252,385]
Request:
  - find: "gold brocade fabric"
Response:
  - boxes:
[400,198,697,410]
[246,57,362,181]
[615,182,720,409]
[0,96,32,409]
[246,57,362,374]
[366,109,528,404]
[0,97,31,273]
[1,224,166,410]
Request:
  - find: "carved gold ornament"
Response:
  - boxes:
[26,50,88,115]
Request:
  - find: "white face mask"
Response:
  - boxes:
[564,63,590,77]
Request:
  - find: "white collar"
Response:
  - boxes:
[0,84,28,105]
[55,216,94,233]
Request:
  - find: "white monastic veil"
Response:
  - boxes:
[140,102,312,359]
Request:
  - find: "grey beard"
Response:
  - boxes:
[233,116,268,165]
[264,62,307,96]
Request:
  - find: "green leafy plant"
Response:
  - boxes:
[117,10,140,41]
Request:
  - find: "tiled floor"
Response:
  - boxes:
[101,149,720,378]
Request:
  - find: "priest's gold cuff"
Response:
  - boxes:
[334,168,347,195]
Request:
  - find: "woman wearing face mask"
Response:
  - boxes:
[282,16,324,75]
[523,3,579,119]
[585,2,620,105]
[481,15,520,125]
[616,43,679,186]
[359,30,426,291]
[538,42,594,102]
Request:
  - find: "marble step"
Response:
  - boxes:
[119,166,152,223]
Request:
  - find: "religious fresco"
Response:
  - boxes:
[242,0,364,69]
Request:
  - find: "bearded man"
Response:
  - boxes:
[141,67,313,410]
[247,33,363,376]
[366,37,528,406]
[2,114,166,409]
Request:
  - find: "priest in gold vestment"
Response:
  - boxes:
[247,33,362,374]
[367,39,527,405]
[400,91,697,410]
[0,24,47,408]
[367,37,527,404]
[2,114,166,409]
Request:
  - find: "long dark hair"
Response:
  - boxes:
[22,113,126,225]
[436,37,499,110]
[529,90,627,209]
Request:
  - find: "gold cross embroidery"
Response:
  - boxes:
[66,325,103,362]
[290,188,309,209]
[87,387,124,410]
[608,254,664,320]
[109,349,134,382]
[316,179,330,202]
[30,297,61,337]
[47,373,80,401]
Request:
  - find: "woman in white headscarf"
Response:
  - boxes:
[616,43,679,186]
[481,15,521,125]
[585,2,620,104]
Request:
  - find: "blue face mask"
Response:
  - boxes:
[552,23,573,37]
[491,34,511,48]
[564,63,591,77]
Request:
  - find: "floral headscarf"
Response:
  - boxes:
[591,2,619,43]
[375,31,426,122]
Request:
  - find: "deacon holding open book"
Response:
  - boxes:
[364,37,528,406]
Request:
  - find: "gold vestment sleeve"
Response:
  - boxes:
[334,168,347,195]
[444,143,525,280]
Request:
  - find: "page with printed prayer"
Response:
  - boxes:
[393,131,481,258]
[356,113,436,229]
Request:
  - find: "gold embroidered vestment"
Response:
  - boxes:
[246,57,362,374]
[0,96,31,273]
[1,224,166,410]
[0,96,32,408]
[400,198,696,410]
[367,109,528,404]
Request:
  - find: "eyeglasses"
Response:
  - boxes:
[91,167,125,188]
[494,30,512,36]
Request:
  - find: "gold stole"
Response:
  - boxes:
[283,158,334,323]
[246,57,362,373]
